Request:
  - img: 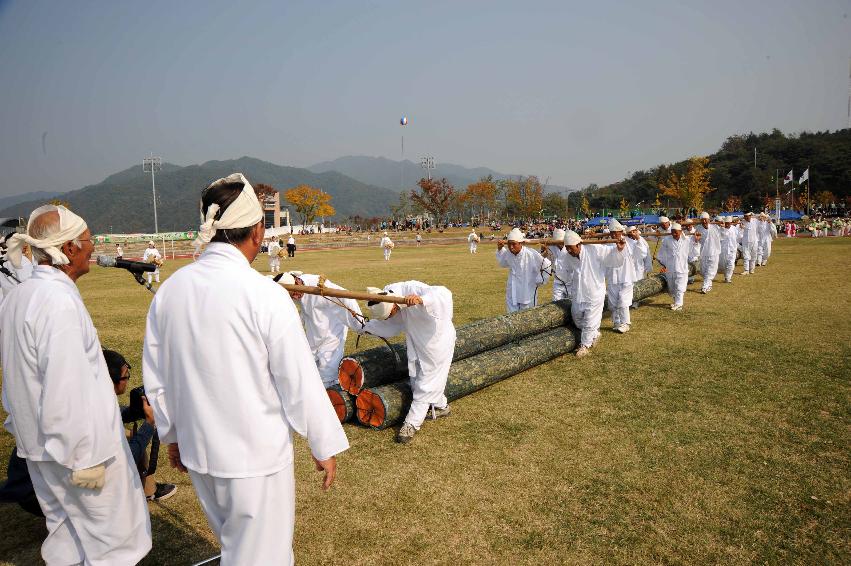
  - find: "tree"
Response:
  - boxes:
[253,183,278,202]
[815,190,836,206]
[503,176,544,219]
[462,176,499,221]
[283,185,335,227]
[580,194,591,217]
[659,156,713,211]
[619,197,629,218]
[390,192,412,219]
[410,178,455,225]
[723,195,741,212]
[542,193,568,218]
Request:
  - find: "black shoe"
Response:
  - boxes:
[147,483,177,502]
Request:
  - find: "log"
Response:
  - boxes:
[339,300,573,395]
[355,326,578,429]
[326,385,356,423]
[279,284,409,304]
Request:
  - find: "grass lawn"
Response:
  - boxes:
[1,237,849,565]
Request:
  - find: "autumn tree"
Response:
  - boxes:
[723,195,742,212]
[619,197,629,218]
[659,156,713,212]
[254,183,278,203]
[410,178,455,225]
[462,176,499,221]
[502,176,545,219]
[815,190,836,206]
[580,194,591,217]
[284,185,335,227]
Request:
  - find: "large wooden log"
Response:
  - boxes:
[339,300,572,395]
[356,326,578,429]
[326,385,356,423]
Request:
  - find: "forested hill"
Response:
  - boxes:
[581,129,851,211]
[0,157,399,233]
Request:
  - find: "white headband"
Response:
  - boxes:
[197,173,264,245]
[6,205,87,268]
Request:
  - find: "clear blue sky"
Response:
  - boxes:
[1,0,849,197]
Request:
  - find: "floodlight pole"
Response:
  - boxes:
[143,153,162,234]
[420,156,435,181]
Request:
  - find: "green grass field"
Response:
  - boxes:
[1,237,849,565]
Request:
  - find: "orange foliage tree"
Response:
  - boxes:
[410,178,455,225]
[283,185,335,226]
[659,156,713,212]
[461,176,498,221]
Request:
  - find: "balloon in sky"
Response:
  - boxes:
[400,116,408,126]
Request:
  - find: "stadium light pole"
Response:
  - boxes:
[143,153,162,234]
[420,156,435,180]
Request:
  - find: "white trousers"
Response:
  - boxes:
[571,298,605,347]
[506,300,533,313]
[315,340,346,388]
[383,249,392,260]
[741,241,758,273]
[27,443,151,566]
[700,255,720,290]
[469,243,477,253]
[607,283,633,327]
[146,268,160,283]
[720,252,735,281]
[405,359,450,429]
[665,271,688,306]
[269,257,280,273]
[552,281,568,302]
[761,239,772,263]
[190,466,296,566]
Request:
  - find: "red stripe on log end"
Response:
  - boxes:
[338,358,365,395]
[355,389,385,428]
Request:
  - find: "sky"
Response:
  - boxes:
[0,0,849,197]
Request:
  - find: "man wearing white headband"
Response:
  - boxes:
[656,222,698,310]
[0,235,34,302]
[694,212,721,293]
[543,228,572,301]
[142,240,162,284]
[563,229,627,357]
[658,216,672,233]
[756,212,777,266]
[496,228,551,312]
[1,205,152,564]
[604,221,638,333]
[379,231,394,260]
[625,225,652,308]
[740,212,759,274]
[468,229,480,254]
[719,216,738,282]
[277,271,364,387]
[362,280,456,444]
[143,174,348,564]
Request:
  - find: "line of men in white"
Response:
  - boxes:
[496,210,776,357]
[0,173,458,565]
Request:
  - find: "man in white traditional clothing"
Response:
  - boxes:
[142,240,162,284]
[719,216,738,283]
[379,231,394,260]
[468,229,480,253]
[625,226,652,308]
[543,228,571,301]
[694,212,722,293]
[0,205,152,565]
[658,216,672,233]
[656,222,698,310]
[362,280,456,444]
[278,271,364,387]
[563,230,627,357]
[267,238,282,273]
[757,213,777,266]
[604,221,638,333]
[0,238,34,302]
[740,211,759,275]
[496,228,551,312]
[143,173,348,565]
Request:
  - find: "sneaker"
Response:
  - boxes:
[724,278,732,283]
[424,405,451,420]
[700,288,707,294]
[622,324,631,333]
[591,334,601,348]
[741,271,749,276]
[671,304,683,311]
[395,423,417,444]
[575,345,591,358]
[614,325,627,334]
[147,483,177,502]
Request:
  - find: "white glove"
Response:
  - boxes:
[71,464,106,490]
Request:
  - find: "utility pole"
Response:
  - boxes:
[142,153,162,234]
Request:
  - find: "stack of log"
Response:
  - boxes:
[329,264,697,429]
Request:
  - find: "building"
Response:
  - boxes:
[262,192,281,229]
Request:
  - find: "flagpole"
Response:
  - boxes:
[806,165,810,216]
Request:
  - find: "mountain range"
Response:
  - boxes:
[0,157,400,233]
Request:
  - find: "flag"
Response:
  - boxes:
[798,168,809,185]
[783,170,793,185]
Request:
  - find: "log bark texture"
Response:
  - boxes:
[326,385,356,423]
[355,326,578,429]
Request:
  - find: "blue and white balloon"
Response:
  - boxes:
[400,116,408,126]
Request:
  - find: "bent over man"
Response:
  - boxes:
[1,205,151,565]
[496,228,551,312]
[143,174,348,565]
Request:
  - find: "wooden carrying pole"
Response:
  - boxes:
[279,284,409,304]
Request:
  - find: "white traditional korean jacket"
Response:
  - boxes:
[496,246,551,306]
[695,223,721,260]
[564,244,625,304]
[143,243,348,478]
[628,236,652,279]
[0,255,34,302]
[657,235,696,274]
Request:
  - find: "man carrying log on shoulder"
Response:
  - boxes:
[362,281,456,444]
[658,216,672,233]
[541,228,572,301]
[694,212,722,293]
[604,221,638,334]
[496,228,551,312]
[563,230,628,358]
[719,216,738,283]
[625,225,652,308]
[740,211,759,275]
[277,271,365,387]
[656,222,698,311]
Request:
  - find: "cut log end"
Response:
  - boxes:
[355,389,386,428]
[338,357,365,395]
[326,388,348,422]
